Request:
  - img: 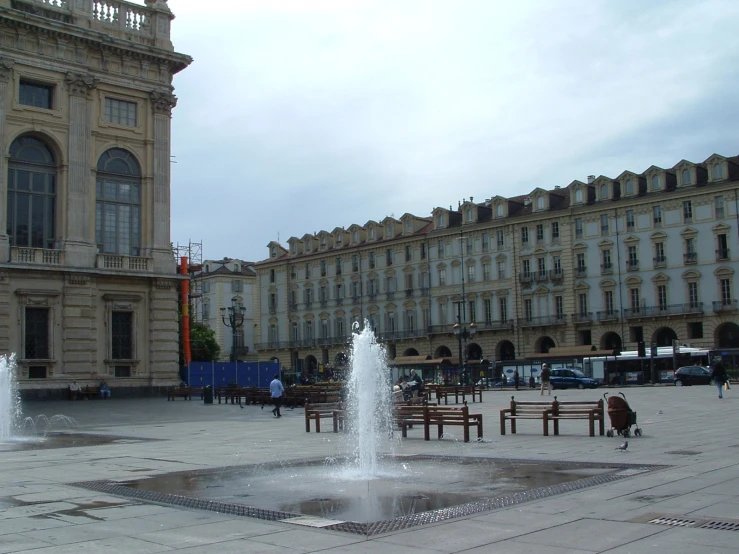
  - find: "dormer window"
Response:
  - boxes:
[352,230,359,242]
[625,179,634,195]
[290,243,296,253]
[369,227,376,239]
[651,175,660,190]
[386,224,394,237]
[320,237,327,249]
[437,213,444,227]
[307,239,313,250]
[682,169,691,185]
[600,184,608,200]
[536,196,544,210]
[234,263,240,271]
[405,220,412,232]
[575,189,583,203]
[466,208,473,222]
[337,235,343,246]
[713,164,723,179]
[496,204,504,217]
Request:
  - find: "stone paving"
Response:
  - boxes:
[1,385,738,553]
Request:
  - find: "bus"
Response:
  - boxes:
[585,346,709,385]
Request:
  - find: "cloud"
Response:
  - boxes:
[168,0,739,261]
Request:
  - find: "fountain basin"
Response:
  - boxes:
[72,455,666,535]
[0,432,158,452]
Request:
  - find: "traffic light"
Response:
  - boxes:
[637,341,646,358]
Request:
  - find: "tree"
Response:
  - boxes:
[190,321,220,362]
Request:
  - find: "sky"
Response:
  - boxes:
[166,0,739,263]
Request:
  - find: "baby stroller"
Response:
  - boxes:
[604,392,642,438]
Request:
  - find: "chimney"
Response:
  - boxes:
[470,196,474,203]
[554,185,561,189]
[587,175,596,184]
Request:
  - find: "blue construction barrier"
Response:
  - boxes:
[185,361,281,389]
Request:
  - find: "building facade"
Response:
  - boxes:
[194,258,257,362]
[0,0,191,395]
[254,154,739,379]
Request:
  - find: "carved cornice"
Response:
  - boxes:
[154,279,174,290]
[150,89,177,114]
[0,57,14,84]
[65,72,98,97]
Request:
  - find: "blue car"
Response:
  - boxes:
[550,368,599,390]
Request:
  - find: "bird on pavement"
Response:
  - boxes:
[615,441,628,451]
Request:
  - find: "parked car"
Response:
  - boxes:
[550,368,599,390]
[673,365,712,386]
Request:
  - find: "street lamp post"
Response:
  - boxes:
[221,297,245,363]
[453,305,476,385]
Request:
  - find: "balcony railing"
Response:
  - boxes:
[518,315,567,327]
[386,292,395,300]
[427,324,453,335]
[405,289,414,297]
[684,252,697,264]
[13,0,174,49]
[623,303,704,318]
[596,310,619,321]
[319,299,328,307]
[600,263,612,274]
[97,254,152,272]
[268,305,277,315]
[254,341,292,350]
[352,296,361,305]
[11,247,64,265]
[368,293,377,301]
[716,248,730,261]
[420,287,429,295]
[534,271,548,282]
[482,319,514,331]
[576,267,587,278]
[289,302,298,311]
[714,300,738,313]
[626,260,639,271]
[571,312,593,323]
[335,298,343,306]
[653,256,667,268]
[519,273,533,284]
[549,269,564,282]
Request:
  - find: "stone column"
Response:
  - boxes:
[64,72,98,267]
[150,278,179,384]
[150,90,177,274]
[0,57,14,263]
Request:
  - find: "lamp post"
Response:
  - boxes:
[453,307,476,385]
[221,297,245,363]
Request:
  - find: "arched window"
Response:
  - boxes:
[575,188,583,203]
[600,184,608,200]
[7,136,56,249]
[713,164,723,179]
[682,169,690,185]
[651,174,660,190]
[96,148,141,255]
[625,179,634,194]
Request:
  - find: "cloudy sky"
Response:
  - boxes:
[167,0,739,263]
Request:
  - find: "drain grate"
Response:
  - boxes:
[699,520,739,532]
[649,516,698,527]
[665,450,702,456]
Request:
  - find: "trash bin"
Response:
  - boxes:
[203,385,213,404]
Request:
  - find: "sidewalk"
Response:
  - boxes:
[1,386,737,553]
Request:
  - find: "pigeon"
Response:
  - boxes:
[615,441,628,451]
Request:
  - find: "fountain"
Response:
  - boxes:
[91,323,660,535]
[0,354,20,440]
[343,322,394,478]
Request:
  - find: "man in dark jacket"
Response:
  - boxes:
[712,362,728,399]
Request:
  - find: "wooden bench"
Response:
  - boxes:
[305,401,345,433]
[499,397,552,435]
[69,385,101,400]
[394,404,483,443]
[167,386,203,401]
[435,386,483,405]
[548,399,605,437]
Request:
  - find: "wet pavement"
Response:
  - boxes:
[1,386,738,552]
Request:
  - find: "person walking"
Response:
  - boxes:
[270,374,285,417]
[540,363,552,396]
[513,369,519,391]
[712,361,728,399]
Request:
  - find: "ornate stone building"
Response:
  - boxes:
[255,154,739,379]
[0,0,191,395]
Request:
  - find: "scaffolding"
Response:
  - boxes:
[174,240,204,323]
